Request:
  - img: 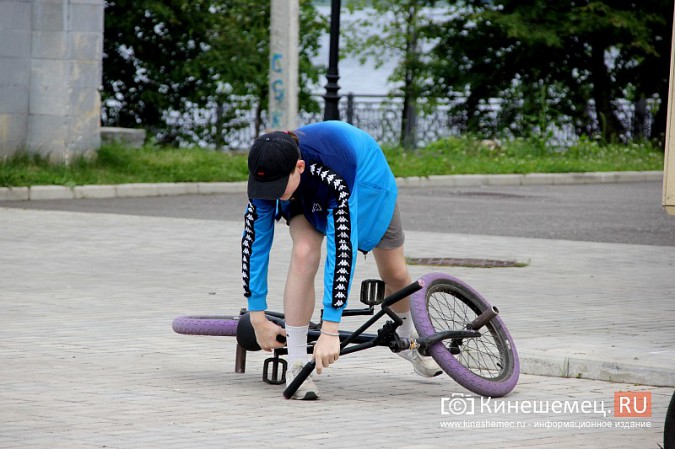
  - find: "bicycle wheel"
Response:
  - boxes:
[172,315,240,336]
[410,272,519,397]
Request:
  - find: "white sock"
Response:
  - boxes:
[396,311,414,339]
[285,324,310,365]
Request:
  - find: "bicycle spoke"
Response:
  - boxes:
[426,286,508,380]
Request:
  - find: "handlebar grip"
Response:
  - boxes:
[282,360,316,399]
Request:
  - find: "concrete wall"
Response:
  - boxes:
[0,0,104,161]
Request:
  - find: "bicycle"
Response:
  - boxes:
[172,272,520,399]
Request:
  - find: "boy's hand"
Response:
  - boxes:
[250,311,286,352]
[313,321,340,374]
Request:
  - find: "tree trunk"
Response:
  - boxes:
[400,3,418,150]
[254,103,263,138]
[589,43,624,142]
[652,83,669,149]
[632,97,647,140]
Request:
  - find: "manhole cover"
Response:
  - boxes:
[449,191,534,199]
[406,257,526,268]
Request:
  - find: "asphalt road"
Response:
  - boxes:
[2,181,674,246]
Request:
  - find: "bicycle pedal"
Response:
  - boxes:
[262,357,287,385]
[360,279,385,306]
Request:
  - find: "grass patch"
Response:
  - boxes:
[384,136,663,178]
[0,136,664,187]
[0,144,249,187]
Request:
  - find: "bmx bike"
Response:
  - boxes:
[172,272,520,398]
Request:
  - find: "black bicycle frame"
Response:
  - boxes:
[283,279,426,398]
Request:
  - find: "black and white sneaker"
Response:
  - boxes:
[286,360,320,400]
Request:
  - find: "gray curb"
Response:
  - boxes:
[0,170,664,202]
[519,353,675,388]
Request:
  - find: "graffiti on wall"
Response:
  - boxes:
[270,52,285,129]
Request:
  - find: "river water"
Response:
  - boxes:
[312,5,398,95]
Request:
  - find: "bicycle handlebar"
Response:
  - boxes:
[283,360,316,399]
[380,279,424,308]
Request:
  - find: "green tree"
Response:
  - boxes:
[344,0,439,148]
[102,0,326,147]
[427,0,673,144]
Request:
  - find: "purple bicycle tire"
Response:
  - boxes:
[172,315,240,336]
[411,272,520,397]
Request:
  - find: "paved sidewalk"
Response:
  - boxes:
[1,207,673,448]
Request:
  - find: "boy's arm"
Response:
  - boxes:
[320,180,359,324]
[242,199,275,312]
[242,199,286,351]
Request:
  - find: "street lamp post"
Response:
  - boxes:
[323,0,341,121]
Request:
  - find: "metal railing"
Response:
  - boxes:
[224,93,464,150]
[171,93,658,150]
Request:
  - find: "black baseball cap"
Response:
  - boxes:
[247,131,301,200]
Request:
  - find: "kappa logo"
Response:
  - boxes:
[308,162,353,310]
[241,202,258,297]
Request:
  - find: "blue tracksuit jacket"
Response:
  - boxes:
[241,121,398,322]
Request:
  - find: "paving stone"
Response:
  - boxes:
[0,207,672,448]
[29,185,73,200]
[0,186,29,201]
[72,184,116,199]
